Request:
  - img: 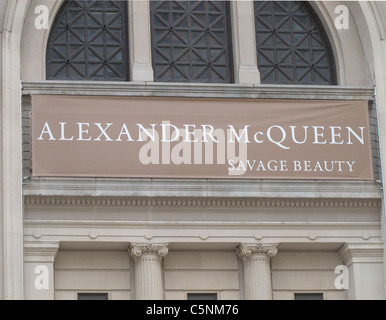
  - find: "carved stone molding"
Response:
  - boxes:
[236,243,278,260]
[339,242,384,267]
[129,243,169,260]
[24,240,60,263]
[22,81,374,101]
[24,196,381,209]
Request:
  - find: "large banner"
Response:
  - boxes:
[32,95,373,180]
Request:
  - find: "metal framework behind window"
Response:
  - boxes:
[254,1,336,85]
[150,0,233,83]
[47,0,129,81]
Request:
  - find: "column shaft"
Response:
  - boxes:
[244,254,272,299]
[135,254,163,300]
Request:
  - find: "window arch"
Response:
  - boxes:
[46,0,129,81]
[150,0,234,83]
[254,1,336,85]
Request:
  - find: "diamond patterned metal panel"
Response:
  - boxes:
[47,0,129,81]
[150,0,233,83]
[254,1,336,85]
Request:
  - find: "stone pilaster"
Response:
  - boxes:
[1,0,30,300]
[24,241,60,300]
[128,0,154,82]
[339,242,384,300]
[230,0,261,84]
[129,243,169,300]
[237,243,278,300]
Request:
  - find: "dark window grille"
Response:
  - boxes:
[78,293,109,300]
[294,293,324,300]
[150,0,234,83]
[187,293,218,300]
[46,0,129,81]
[254,1,336,85]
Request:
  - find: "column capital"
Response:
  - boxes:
[24,240,60,263]
[236,243,278,260]
[129,243,169,260]
[339,242,384,267]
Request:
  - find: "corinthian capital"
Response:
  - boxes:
[236,243,278,260]
[129,243,169,259]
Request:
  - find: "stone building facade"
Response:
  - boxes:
[1,0,386,300]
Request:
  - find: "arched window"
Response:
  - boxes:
[254,1,336,85]
[46,0,129,81]
[150,0,234,83]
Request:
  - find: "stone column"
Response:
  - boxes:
[230,0,261,84]
[24,241,59,300]
[129,243,168,300]
[237,243,278,300]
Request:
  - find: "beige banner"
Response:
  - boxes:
[32,95,373,180]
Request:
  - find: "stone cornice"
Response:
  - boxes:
[23,178,382,200]
[236,243,278,259]
[24,195,381,209]
[21,81,374,101]
[24,220,381,232]
[129,243,169,259]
